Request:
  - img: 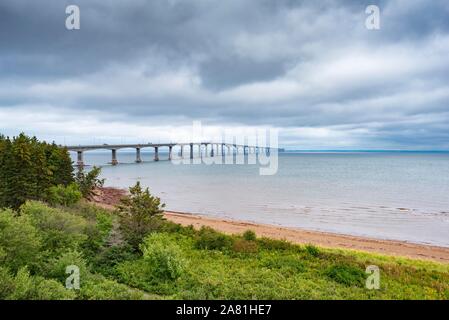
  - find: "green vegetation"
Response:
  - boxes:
[75,166,104,199]
[1,133,448,300]
[47,183,82,207]
[0,133,74,209]
[116,181,165,249]
[0,196,449,299]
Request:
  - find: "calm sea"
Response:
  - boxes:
[71,151,449,246]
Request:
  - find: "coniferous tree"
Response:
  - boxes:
[0,133,75,209]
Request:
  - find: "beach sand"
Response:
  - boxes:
[92,187,449,263]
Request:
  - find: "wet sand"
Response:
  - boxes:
[92,187,449,263]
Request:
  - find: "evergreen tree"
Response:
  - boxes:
[0,133,75,209]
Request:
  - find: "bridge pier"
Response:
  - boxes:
[154,147,159,161]
[168,146,173,160]
[77,151,84,167]
[135,148,142,163]
[190,143,193,159]
[180,145,184,158]
[210,144,214,157]
[111,149,118,165]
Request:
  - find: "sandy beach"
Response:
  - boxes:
[93,187,449,263]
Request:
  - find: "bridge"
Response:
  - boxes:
[65,142,270,166]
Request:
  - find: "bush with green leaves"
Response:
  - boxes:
[75,166,104,199]
[47,183,82,207]
[325,264,366,287]
[91,244,138,276]
[42,250,88,283]
[195,226,233,251]
[140,233,186,281]
[243,230,257,241]
[305,244,320,257]
[116,182,165,249]
[20,201,88,254]
[79,275,145,300]
[0,266,75,300]
[232,239,258,254]
[0,209,42,271]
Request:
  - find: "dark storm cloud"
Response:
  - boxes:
[0,0,449,149]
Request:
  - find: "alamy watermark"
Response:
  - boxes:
[169,121,279,176]
[65,5,80,30]
[65,265,80,290]
[365,5,380,30]
[365,265,380,290]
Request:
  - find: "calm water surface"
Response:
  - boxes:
[72,151,449,246]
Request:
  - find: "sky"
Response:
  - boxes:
[1,0,448,150]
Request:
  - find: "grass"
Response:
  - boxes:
[2,201,449,300]
[108,225,449,299]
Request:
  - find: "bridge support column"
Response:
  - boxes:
[210,144,214,157]
[77,151,84,167]
[154,147,159,161]
[135,148,142,163]
[190,143,193,160]
[180,145,184,158]
[111,149,118,165]
[168,146,172,160]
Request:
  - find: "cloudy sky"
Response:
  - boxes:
[1,0,448,149]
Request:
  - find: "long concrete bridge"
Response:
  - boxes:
[65,142,270,166]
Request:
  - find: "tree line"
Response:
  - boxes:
[0,133,74,209]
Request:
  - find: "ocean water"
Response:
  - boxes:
[71,151,449,246]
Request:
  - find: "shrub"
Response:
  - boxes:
[31,277,76,300]
[81,211,114,257]
[305,244,320,257]
[43,250,88,284]
[75,166,104,199]
[260,254,306,274]
[258,237,293,251]
[195,226,233,251]
[325,264,366,287]
[243,230,257,241]
[47,183,82,207]
[20,201,88,253]
[0,266,75,300]
[92,244,138,276]
[140,233,186,280]
[160,220,196,237]
[232,239,258,254]
[7,267,35,300]
[0,209,42,271]
[0,266,15,299]
[116,182,165,249]
[79,275,145,300]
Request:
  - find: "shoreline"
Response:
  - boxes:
[92,187,449,263]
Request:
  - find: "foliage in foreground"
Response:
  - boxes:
[1,197,449,300]
[115,182,165,249]
[75,166,104,200]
